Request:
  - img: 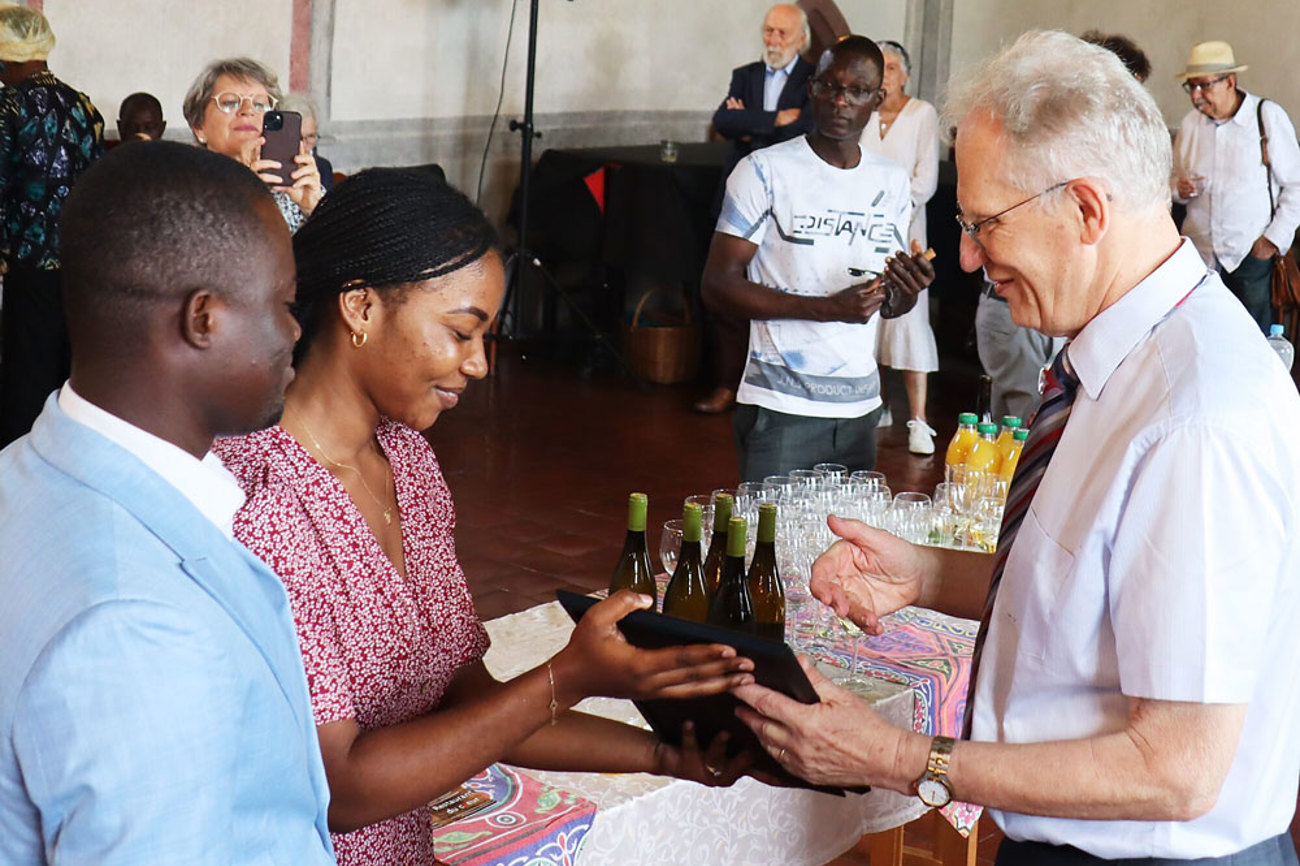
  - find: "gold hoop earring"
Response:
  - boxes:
[350,330,368,348]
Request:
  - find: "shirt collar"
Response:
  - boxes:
[57,382,246,539]
[1068,238,1211,401]
[765,55,799,76]
[1201,88,1256,128]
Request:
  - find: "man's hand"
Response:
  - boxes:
[732,657,916,790]
[822,278,886,323]
[811,515,928,634]
[725,97,745,110]
[1250,235,1279,260]
[880,241,937,319]
[775,107,801,127]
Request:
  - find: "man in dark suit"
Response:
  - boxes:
[698,3,815,414]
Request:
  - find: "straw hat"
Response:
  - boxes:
[1175,41,1247,80]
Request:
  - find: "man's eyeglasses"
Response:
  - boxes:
[810,79,880,106]
[955,181,1070,241]
[1181,74,1232,95]
[210,92,278,114]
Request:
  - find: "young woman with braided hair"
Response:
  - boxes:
[212,169,754,866]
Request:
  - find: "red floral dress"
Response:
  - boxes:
[215,421,489,866]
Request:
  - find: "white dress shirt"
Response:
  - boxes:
[971,239,1300,857]
[763,56,798,112]
[1174,90,1300,272]
[58,382,246,538]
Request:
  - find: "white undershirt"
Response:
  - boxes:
[57,382,246,539]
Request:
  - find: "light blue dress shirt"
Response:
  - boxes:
[0,394,335,865]
[763,56,799,112]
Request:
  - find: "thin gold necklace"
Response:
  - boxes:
[293,412,395,525]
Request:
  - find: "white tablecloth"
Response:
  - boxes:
[483,602,927,866]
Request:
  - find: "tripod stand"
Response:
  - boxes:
[491,0,642,385]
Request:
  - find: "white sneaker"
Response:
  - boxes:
[876,407,894,428]
[907,419,937,455]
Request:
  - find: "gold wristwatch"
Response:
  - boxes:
[914,735,955,808]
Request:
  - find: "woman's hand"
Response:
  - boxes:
[652,722,750,787]
[811,515,927,634]
[241,138,323,216]
[551,591,754,706]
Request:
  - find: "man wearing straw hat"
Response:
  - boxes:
[0,5,104,448]
[1173,40,1300,333]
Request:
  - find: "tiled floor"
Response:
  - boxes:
[430,347,1299,865]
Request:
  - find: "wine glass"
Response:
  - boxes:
[684,494,714,536]
[833,614,871,690]
[891,491,933,544]
[813,463,847,484]
[659,519,683,574]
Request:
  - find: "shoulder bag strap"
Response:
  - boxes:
[1259,97,1277,220]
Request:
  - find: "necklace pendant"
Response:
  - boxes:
[383,508,393,525]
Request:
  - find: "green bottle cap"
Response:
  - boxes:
[626,492,648,532]
[713,492,734,525]
[1013,428,1029,441]
[726,517,748,558]
[757,502,777,543]
[681,501,702,542]
[1001,415,1022,429]
[976,422,998,435]
[958,412,978,425]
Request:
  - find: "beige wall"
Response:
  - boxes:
[949,0,1292,126]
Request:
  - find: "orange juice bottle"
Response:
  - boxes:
[995,416,1022,464]
[964,422,1002,476]
[998,428,1029,483]
[945,413,979,482]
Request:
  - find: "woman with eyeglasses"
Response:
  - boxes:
[858,40,941,456]
[182,57,322,232]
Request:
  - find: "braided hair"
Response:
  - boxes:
[291,168,498,356]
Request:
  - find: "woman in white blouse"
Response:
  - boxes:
[861,40,941,455]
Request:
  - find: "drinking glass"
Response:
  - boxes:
[833,615,871,689]
[862,485,892,528]
[813,463,848,484]
[891,491,933,544]
[659,518,683,574]
[788,469,821,490]
[850,470,887,491]
[684,494,714,535]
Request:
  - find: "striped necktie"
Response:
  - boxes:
[962,345,1080,738]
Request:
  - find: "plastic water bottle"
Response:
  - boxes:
[1267,324,1294,372]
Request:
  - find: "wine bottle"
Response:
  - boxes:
[701,492,733,595]
[707,516,755,633]
[747,502,786,642]
[663,502,710,623]
[609,492,657,608]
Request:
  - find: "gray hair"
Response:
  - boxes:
[879,40,911,76]
[763,4,810,53]
[942,30,1171,213]
[278,92,319,125]
[182,57,282,132]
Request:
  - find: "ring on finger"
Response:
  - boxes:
[704,763,723,778]
[777,747,786,762]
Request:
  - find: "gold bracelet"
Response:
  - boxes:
[546,662,559,726]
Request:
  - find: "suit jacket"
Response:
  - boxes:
[0,397,334,865]
[712,56,816,181]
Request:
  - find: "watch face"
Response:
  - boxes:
[917,776,952,808]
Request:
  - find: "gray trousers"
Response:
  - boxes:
[974,293,1066,423]
[732,403,882,482]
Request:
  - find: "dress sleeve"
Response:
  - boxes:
[909,101,940,211]
[234,487,357,726]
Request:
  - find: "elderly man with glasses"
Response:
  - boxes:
[1173,40,1300,332]
[734,31,1300,866]
[702,35,933,482]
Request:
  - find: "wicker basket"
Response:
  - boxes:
[621,287,701,385]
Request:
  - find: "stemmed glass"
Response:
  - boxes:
[891,491,933,544]
[834,614,871,690]
[659,519,683,574]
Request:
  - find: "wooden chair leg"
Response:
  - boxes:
[867,826,905,866]
[935,814,978,866]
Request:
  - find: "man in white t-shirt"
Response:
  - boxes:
[702,35,934,481]
[734,31,1300,865]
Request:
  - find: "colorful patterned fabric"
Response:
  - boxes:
[431,764,596,866]
[819,605,982,835]
[0,69,103,269]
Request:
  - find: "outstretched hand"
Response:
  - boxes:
[552,591,755,705]
[654,722,750,787]
[811,515,927,634]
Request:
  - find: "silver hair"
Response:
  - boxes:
[278,92,320,125]
[763,4,810,52]
[879,40,911,76]
[941,30,1171,213]
[182,57,282,132]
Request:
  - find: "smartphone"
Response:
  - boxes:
[260,110,302,186]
